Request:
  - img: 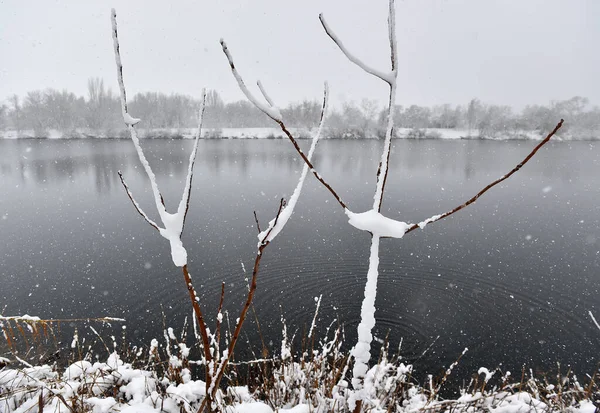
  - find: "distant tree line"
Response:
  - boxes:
[1,78,598,139]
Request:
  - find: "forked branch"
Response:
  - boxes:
[410,119,564,234]
[111,9,214,408]
[221,40,347,210]
[111,7,207,268]
[320,0,398,213]
[319,13,395,85]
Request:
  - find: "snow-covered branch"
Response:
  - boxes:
[257,82,330,245]
[111,8,207,268]
[349,235,381,411]
[257,80,276,108]
[220,39,282,122]
[319,13,395,85]
[320,0,399,214]
[221,41,347,210]
[178,90,207,236]
[589,311,600,332]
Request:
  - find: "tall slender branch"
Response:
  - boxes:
[409,119,564,234]
[111,9,214,409]
[179,90,207,236]
[111,9,165,217]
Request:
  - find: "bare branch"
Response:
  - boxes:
[118,171,160,231]
[253,211,262,234]
[181,265,213,383]
[215,282,225,349]
[408,119,564,234]
[259,198,286,245]
[319,13,394,85]
[220,39,282,121]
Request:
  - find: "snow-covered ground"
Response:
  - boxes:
[1,350,596,413]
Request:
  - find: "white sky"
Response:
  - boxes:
[1,0,598,110]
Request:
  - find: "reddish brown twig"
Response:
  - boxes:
[253,211,262,233]
[198,199,286,412]
[215,282,225,353]
[117,171,160,231]
[276,122,347,210]
[182,265,213,388]
[406,119,564,234]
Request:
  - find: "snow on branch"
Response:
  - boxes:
[409,119,564,233]
[386,0,398,72]
[221,40,347,210]
[320,0,399,214]
[220,39,282,122]
[319,13,395,85]
[257,82,330,245]
[345,209,408,239]
[111,8,207,267]
[178,90,207,236]
[257,80,276,108]
[589,311,600,332]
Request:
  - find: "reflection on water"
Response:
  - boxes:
[1,138,599,382]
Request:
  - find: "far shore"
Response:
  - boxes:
[1,126,598,141]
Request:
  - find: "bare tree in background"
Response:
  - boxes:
[8,95,21,137]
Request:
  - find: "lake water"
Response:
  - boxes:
[1,138,599,385]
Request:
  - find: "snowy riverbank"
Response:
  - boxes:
[1,344,597,413]
[0,127,596,141]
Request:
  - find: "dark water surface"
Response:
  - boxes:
[1,138,599,383]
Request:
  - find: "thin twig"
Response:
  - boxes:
[181,264,213,407]
[117,171,160,231]
[277,122,346,209]
[216,282,225,353]
[205,198,288,407]
[408,119,564,234]
[253,211,262,234]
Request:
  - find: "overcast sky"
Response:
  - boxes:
[1,0,598,110]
